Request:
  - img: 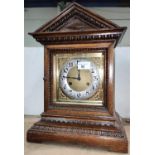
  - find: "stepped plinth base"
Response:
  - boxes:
[27,113,128,153]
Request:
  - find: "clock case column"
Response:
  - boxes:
[26,2,128,153]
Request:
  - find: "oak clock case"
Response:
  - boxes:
[27,2,128,153]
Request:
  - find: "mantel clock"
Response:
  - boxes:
[27,3,128,153]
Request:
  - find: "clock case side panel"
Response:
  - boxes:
[44,47,49,112]
[107,44,115,115]
[44,47,53,112]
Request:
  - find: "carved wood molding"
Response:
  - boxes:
[41,117,114,127]
[34,2,119,33]
[44,9,111,32]
[29,125,125,138]
[29,2,126,46]
[49,47,107,52]
[35,32,122,45]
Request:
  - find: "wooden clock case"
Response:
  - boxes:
[27,3,128,153]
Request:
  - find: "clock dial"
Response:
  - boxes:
[59,58,100,100]
[52,52,104,105]
[67,66,92,91]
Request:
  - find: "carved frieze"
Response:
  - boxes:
[34,32,122,45]
[41,117,114,127]
[44,9,110,32]
[29,125,125,138]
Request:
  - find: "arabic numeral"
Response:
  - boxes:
[68,62,73,67]
[93,76,99,80]
[92,85,95,90]
[86,91,89,95]
[64,67,68,73]
[63,84,67,90]
[91,69,95,73]
[61,76,64,81]
[77,93,81,98]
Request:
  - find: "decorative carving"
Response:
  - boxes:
[29,125,125,138]
[50,48,107,52]
[41,117,114,127]
[35,33,122,45]
[44,9,111,32]
[48,52,52,105]
[59,17,95,32]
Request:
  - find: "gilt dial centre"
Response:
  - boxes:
[67,66,92,91]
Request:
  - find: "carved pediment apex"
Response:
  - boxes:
[29,2,127,47]
[33,2,121,33]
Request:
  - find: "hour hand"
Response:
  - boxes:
[77,69,81,81]
[63,76,78,80]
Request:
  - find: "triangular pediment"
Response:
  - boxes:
[34,2,120,33]
[57,17,97,32]
[30,2,127,47]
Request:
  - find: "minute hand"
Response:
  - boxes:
[63,76,78,80]
[77,60,81,81]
